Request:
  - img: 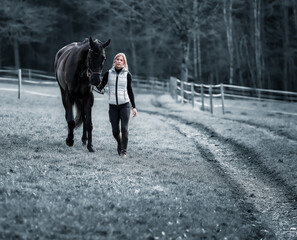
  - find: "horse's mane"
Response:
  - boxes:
[79,38,104,45]
[77,38,89,46]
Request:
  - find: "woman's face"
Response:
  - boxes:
[114,55,125,69]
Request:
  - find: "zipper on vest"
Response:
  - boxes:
[115,73,119,105]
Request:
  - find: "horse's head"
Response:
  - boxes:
[87,36,110,86]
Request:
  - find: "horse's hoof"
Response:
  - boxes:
[87,145,95,152]
[82,141,86,146]
[66,138,74,147]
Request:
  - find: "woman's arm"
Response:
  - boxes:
[97,71,109,91]
[127,73,137,117]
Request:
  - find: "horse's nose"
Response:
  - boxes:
[92,74,101,86]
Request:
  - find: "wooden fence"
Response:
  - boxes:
[170,77,225,114]
[1,68,296,112]
[0,68,57,99]
[133,75,169,93]
[0,68,169,99]
[170,76,297,114]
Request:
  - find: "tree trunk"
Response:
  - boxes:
[223,0,234,85]
[181,38,190,82]
[129,37,137,75]
[294,1,297,30]
[146,24,154,79]
[235,36,243,86]
[193,0,202,83]
[0,40,2,68]
[289,58,296,91]
[197,28,202,84]
[254,0,262,89]
[282,0,289,91]
[107,2,115,60]
[128,13,137,75]
[13,37,20,69]
[260,2,266,89]
[249,2,256,87]
[193,32,198,82]
[242,36,256,88]
[212,36,220,84]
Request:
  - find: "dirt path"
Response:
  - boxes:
[143,94,297,239]
[129,109,271,239]
[1,85,297,239]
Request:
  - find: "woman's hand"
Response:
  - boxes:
[132,108,137,117]
[96,85,104,94]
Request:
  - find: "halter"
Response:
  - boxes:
[86,68,101,78]
[86,49,101,78]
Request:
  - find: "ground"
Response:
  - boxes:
[0,82,297,240]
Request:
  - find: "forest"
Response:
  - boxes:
[0,0,297,91]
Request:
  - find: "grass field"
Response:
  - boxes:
[1,83,297,239]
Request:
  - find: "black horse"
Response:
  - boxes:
[54,37,110,152]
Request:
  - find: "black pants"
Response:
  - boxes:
[109,102,130,136]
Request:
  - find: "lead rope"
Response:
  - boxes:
[93,87,104,94]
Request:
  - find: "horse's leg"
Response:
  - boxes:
[84,93,95,152]
[62,91,75,147]
[82,109,87,145]
[75,98,87,145]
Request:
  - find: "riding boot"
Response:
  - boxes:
[113,133,122,156]
[121,131,128,158]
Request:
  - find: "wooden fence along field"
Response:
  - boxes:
[170,77,225,114]
[170,77,297,114]
[0,68,57,99]
[1,68,297,115]
[0,68,169,99]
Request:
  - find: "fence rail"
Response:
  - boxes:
[0,68,58,99]
[170,77,297,114]
[170,77,225,114]
[223,84,297,102]
[0,68,169,98]
[2,68,296,111]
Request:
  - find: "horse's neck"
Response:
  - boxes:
[73,43,89,72]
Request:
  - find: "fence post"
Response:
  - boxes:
[151,78,154,91]
[167,81,170,93]
[220,83,225,114]
[18,69,22,99]
[209,85,213,114]
[181,81,184,104]
[170,77,173,97]
[175,78,178,103]
[191,83,195,107]
[201,84,204,110]
[28,69,31,81]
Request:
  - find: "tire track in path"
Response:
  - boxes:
[167,116,297,239]
[140,108,297,239]
[220,116,297,142]
[135,110,271,239]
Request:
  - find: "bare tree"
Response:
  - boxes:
[193,0,202,83]
[253,0,263,89]
[150,0,200,82]
[223,0,234,85]
[0,0,57,69]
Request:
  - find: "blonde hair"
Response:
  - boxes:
[113,53,128,70]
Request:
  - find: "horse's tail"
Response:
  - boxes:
[74,100,83,129]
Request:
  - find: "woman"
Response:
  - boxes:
[97,53,137,158]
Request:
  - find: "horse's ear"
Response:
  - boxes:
[102,39,111,48]
[89,36,94,48]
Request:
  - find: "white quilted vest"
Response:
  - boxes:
[108,67,130,105]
